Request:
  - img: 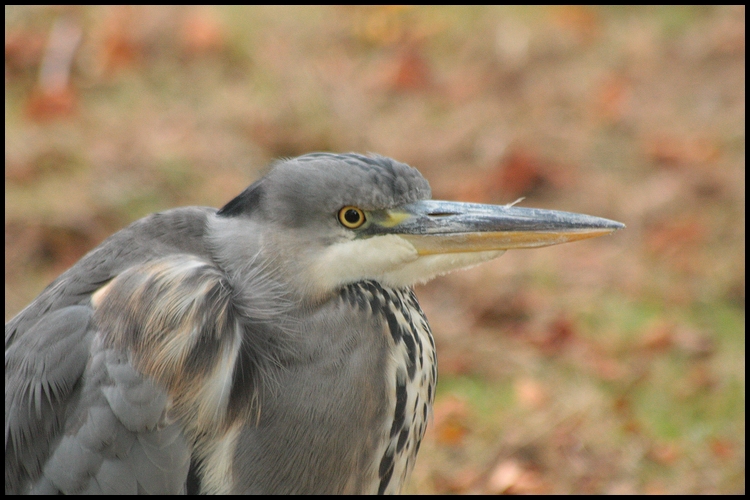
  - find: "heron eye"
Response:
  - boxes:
[338,206,366,229]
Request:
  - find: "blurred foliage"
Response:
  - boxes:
[5,5,745,494]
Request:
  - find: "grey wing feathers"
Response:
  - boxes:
[24,343,190,495]
[5,306,93,493]
[6,207,215,348]
[5,208,242,494]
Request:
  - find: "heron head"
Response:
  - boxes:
[210,153,623,301]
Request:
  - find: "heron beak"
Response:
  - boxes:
[372,200,624,256]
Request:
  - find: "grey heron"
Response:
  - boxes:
[5,152,623,494]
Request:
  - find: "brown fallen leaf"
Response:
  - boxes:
[593,73,632,124]
[389,44,432,92]
[485,458,549,494]
[431,395,471,447]
[181,7,225,56]
[515,377,548,410]
[645,134,722,168]
[708,437,734,460]
[25,86,77,122]
[647,441,681,466]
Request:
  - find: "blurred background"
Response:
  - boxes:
[4,6,745,494]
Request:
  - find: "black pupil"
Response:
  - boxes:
[344,209,360,224]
